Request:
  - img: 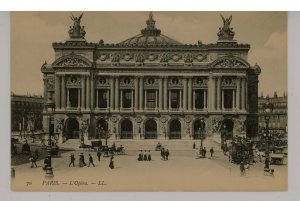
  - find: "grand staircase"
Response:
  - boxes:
[59,137,217,151]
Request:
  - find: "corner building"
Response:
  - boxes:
[41,13,261,144]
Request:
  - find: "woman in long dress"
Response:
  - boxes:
[109,156,114,169]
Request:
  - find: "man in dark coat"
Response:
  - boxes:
[210,147,214,158]
[69,153,75,167]
[138,150,143,161]
[88,154,95,167]
[147,150,151,161]
[165,149,170,160]
[240,161,245,176]
[109,156,114,169]
[203,147,207,158]
[97,148,102,162]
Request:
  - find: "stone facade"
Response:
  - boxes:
[41,13,261,144]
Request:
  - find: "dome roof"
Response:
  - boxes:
[118,12,182,46]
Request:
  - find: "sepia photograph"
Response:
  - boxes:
[10,11,287,192]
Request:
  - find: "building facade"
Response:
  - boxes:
[11,93,44,133]
[41,13,261,143]
[258,92,288,135]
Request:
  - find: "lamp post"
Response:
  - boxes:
[263,97,274,172]
[45,98,55,179]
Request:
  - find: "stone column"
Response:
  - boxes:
[159,77,163,110]
[144,90,147,110]
[233,90,236,109]
[204,90,207,109]
[245,78,248,110]
[110,77,115,110]
[131,89,134,109]
[43,78,47,110]
[164,77,168,110]
[115,77,119,110]
[179,90,182,110]
[236,77,241,110]
[96,89,99,108]
[155,90,158,109]
[183,78,188,110]
[86,76,90,109]
[211,77,216,111]
[55,75,60,109]
[77,88,81,109]
[107,89,110,109]
[139,77,143,110]
[188,78,192,110]
[61,75,66,109]
[90,75,94,109]
[134,78,139,111]
[193,90,196,110]
[67,88,70,108]
[241,78,245,111]
[208,73,213,110]
[217,76,221,110]
[120,90,123,109]
[222,90,224,110]
[81,76,85,109]
[168,90,171,110]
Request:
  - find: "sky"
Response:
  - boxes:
[11,11,287,97]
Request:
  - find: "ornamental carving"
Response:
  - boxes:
[135,116,143,123]
[193,77,208,87]
[222,77,236,87]
[160,116,167,123]
[235,119,247,134]
[145,77,158,87]
[171,54,181,62]
[56,118,64,132]
[195,53,208,62]
[120,77,134,87]
[135,54,144,63]
[111,54,120,63]
[168,77,182,87]
[160,53,169,63]
[53,53,92,68]
[148,54,158,61]
[66,75,81,86]
[217,14,235,40]
[212,118,223,133]
[123,54,133,61]
[68,13,86,39]
[46,78,55,91]
[184,116,192,123]
[212,56,249,68]
[111,115,118,123]
[184,53,193,63]
[80,118,89,133]
[98,54,108,61]
[96,76,110,87]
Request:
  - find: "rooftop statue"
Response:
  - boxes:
[217,14,235,40]
[68,13,86,39]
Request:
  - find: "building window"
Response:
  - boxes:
[122,89,132,108]
[146,90,156,109]
[224,89,233,109]
[69,88,79,107]
[195,90,205,109]
[171,90,180,108]
[98,89,107,108]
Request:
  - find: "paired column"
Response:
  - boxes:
[183,77,188,110]
[163,77,168,110]
[222,90,224,110]
[55,75,60,109]
[204,90,207,109]
[241,77,245,111]
[211,77,216,111]
[216,76,221,110]
[90,75,94,109]
[139,77,144,110]
[236,77,241,110]
[233,90,236,109]
[188,78,192,110]
[110,77,115,110]
[115,77,119,110]
[81,76,86,109]
[86,76,90,109]
[77,87,81,109]
[159,77,163,110]
[96,89,99,108]
[134,78,139,110]
[67,88,70,108]
[61,75,66,109]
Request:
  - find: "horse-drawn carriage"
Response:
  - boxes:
[229,137,254,164]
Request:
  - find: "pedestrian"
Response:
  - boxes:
[193,142,196,149]
[69,153,75,167]
[203,147,207,158]
[245,162,250,176]
[138,150,143,161]
[147,150,151,161]
[79,153,86,167]
[165,149,170,160]
[97,148,102,162]
[143,150,148,161]
[88,154,95,167]
[109,155,114,169]
[112,142,116,152]
[30,154,37,168]
[240,161,245,176]
[43,156,49,170]
[161,148,165,160]
[210,147,214,158]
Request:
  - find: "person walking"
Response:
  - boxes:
[88,154,95,167]
[138,150,143,161]
[165,149,170,160]
[30,154,37,168]
[161,148,165,160]
[193,142,196,149]
[147,150,152,161]
[69,153,75,167]
[240,161,245,176]
[109,155,114,169]
[210,147,214,158]
[79,153,86,167]
[97,148,102,162]
[143,150,148,161]
[203,147,207,158]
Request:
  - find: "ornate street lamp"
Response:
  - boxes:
[263,97,274,172]
[45,97,55,179]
